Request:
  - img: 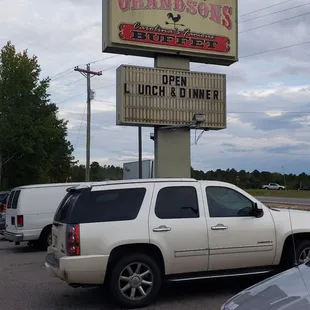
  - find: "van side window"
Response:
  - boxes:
[12,190,21,209]
[155,186,199,219]
[206,186,254,217]
[7,191,15,209]
[72,188,147,224]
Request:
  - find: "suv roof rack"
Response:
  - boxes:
[91,178,197,187]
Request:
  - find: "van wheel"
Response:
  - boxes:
[109,254,162,309]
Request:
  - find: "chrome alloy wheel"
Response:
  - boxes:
[118,262,154,301]
[298,247,310,264]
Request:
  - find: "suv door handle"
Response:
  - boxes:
[211,224,228,230]
[153,225,171,232]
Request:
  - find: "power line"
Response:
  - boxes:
[49,55,122,82]
[73,101,87,150]
[54,36,310,105]
[56,92,85,104]
[92,99,310,115]
[52,58,150,96]
[239,3,310,24]
[240,40,310,58]
[49,68,73,80]
[229,111,310,114]
[240,0,294,17]
[88,55,123,65]
[240,11,310,34]
[49,77,85,92]
[56,38,310,103]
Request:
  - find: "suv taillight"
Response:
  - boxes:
[66,224,80,256]
[1,204,6,212]
[17,215,24,227]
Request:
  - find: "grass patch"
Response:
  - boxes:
[246,189,310,199]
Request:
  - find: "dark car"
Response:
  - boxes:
[221,262,310,309]
[0,191,9,231]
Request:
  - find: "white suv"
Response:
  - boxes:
[45,178,310,308]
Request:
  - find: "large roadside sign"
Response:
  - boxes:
[116,65,227,129]
[103,0,238,66]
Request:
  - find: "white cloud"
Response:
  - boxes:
[1,0,310,174]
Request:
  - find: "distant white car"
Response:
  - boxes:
[262,183,285,190]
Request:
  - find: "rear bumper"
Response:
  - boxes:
[45,247,110,285]
[3,230,24,242]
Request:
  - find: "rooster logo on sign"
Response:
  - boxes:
[166,13,185,29]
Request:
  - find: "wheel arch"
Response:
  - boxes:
[39,224,52,241]
[280,232,310,266]
[105,243,165,283]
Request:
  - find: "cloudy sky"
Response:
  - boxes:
[1,0,310,174]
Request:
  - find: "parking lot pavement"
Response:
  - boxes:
[0,236,268,309]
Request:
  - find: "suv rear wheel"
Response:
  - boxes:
[109,253,162,308]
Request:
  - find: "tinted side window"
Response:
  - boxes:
[155,186,199,219]
[0,193,8,203]
[70,188,146,224]
[12,190,21,209]
[54,192,81,223]
[7,191,15,209]
[206,186,254,218]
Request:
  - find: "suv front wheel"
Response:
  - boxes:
[109,253,162,308]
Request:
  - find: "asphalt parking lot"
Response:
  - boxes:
[0,236,269,309]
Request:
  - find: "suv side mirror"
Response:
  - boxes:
[253,202,264,218]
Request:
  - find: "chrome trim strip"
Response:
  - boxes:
[210,244,273,250]
[168,270,273,282]
[174,248,209,258]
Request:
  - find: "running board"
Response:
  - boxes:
[166,268,275,283]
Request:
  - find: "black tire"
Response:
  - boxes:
[39,227,52,250]
[295,240,310,265]
[109,253,162,309]
[282,239,310,269]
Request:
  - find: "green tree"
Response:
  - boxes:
[0,41,74,189]
[70,161,310,190]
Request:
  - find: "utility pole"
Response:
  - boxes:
[74,64,102,182]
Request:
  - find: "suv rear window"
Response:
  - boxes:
[54,192,81,223]
[54,187,147,224]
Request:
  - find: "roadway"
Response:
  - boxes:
[0,236,268,310]
[255,196,310,206]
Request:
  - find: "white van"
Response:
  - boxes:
[4,181,105,249]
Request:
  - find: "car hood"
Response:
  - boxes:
[221,263,310,310]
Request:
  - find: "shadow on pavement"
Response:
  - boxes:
[41,275,270,309]
[0,238,46,253]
